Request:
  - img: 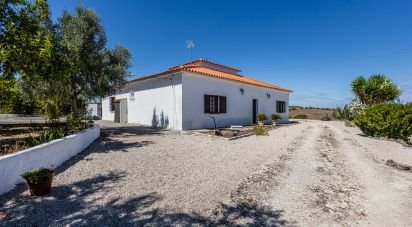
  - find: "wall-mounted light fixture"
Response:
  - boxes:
[267,93,271,99]
[130,90,135,101]
[240,88,245,95]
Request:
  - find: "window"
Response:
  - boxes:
[204,95,227,114]
[110,97,115,112]
[276,101,286,113]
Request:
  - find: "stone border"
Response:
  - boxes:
[0,125,100,196]
[191,131,257,141]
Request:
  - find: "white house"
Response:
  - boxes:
[102,59,292,130]
[86,102,102,119]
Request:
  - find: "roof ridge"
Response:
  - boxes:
[128,61,292,92]
[169,59,241,72]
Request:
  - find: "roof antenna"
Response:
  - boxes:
[186,40,194,60]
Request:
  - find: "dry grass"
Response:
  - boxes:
[290,109,336,120]
[0,127,43,156]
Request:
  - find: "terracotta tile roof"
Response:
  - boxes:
[169,58,241,73]
[129,59,292,92]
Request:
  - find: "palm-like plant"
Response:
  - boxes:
[351,74,401,105]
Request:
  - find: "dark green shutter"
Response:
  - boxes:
[219,96,226,113]
[213,96,218,113]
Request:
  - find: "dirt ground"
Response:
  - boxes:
[1,120,411,226]
[234,120,412,226]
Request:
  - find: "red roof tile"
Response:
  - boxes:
[129,59,292,92]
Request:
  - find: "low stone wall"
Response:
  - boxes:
[0,125,100,195]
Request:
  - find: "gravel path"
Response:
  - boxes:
[233,120,412,226]
[1,120,411,226]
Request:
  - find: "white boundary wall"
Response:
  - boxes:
[0,125,100,195]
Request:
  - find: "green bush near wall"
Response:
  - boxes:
[354,103,412,142]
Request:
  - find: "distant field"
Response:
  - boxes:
[289,108,336,120]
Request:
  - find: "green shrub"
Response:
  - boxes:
[292,114,308,119]
[21,168,54,184]
[257,113,268,121]
[271,114,281,121]
[29,128,65,146]
[354,103,412,142]
[66,113,82,131]
[333,106,351,120]
[254,125,268,136]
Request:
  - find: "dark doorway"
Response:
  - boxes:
[252,99,258,124]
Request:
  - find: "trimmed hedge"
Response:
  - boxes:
[354,103,412,142]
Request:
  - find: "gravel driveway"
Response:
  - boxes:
[1,120,411,226]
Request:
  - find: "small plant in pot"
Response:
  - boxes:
[271,114,281,126]
[257,113,268,126]
[21,168,55,196]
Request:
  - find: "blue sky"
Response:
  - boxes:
[49,0,412,107]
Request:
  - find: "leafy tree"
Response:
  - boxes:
[1,2,131,119]
[57,5,131,115]
[351,74,401,105]
[0,0,63,114]
[0,75,18,112]
[0,0,53,78]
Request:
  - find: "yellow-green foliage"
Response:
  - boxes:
[257,113,268,121]
[254,125,268,136]
[354,103,412,142]
[292,114,308,119]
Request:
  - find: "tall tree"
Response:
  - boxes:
[1,2,131,116]
[0,0,56,113]
[0,0,53,78]
[58,5,131,115]
[351,74,401,105]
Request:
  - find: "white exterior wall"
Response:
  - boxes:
[87,103,99,118]
[102,73,183,130]
[0,125,100,196]
[181,72,290,130]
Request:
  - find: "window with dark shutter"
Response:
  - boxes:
[110,97,115,112]
[276,101,286,113]
[204,95,227,114]
[219,96,226,113]
[204,95,210,113]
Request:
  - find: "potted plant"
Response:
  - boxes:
[271,114,282,125]
[21,168,55,196]
[256,113,268,126]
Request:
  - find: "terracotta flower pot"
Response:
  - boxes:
[25,172,54,196]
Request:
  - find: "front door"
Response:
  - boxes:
[114,102,120,123]
[252,99,258,124]
[120,99,128,123]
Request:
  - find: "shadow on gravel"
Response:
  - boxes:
[88,136,155,154]
[101,125,165,137]
[53,127,156,173]
[0,171,292,226]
